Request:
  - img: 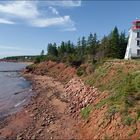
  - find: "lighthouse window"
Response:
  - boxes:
[137,50,140,56]
[137,40,140,46]
[137,32,140,38]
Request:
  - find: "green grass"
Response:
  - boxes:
[123,116,134,126]
[76,66,85,76]
[96,98,108,109]
[84,60,140,125]
[81,105,93,119]
[107,106,118,118]
[26,64,37,72]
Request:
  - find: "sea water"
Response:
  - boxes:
[0,62,32,119]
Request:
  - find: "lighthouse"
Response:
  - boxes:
[125,20,140,59]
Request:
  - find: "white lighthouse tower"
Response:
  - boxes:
[125,19,140,59]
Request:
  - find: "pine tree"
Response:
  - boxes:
[118,32,127,59]
[86,33,99,62]
[96,36,110,60]
[47,43,58,57]
[81,36,86,49]
[87,33,94,47]
[40,50,45,56]
[77,37,81,48]
[108,26,120,58]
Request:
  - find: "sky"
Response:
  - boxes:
[0,0,140,58]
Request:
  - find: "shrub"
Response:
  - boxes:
[34,55,47,63]
[26,64,37,72]
[68,54,82,67]
[76,67,85,76]
[107,106,118,118]
[123,116,134,126]
[81,105,92,119]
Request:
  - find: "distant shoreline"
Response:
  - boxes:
[0,61,33,65]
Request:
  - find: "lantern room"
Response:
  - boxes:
[132,20,140,30]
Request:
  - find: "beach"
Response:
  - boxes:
[0,72,81,139]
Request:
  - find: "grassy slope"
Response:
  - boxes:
[84,59,140,125]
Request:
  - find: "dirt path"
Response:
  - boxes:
[0,74,81,140]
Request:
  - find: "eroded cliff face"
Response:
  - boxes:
[65,78,138,139]
[26,60,140,139]
[31,60,76,83]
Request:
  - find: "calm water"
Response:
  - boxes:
[0,62,32,119]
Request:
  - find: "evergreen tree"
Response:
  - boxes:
[37,26,128,65]
[87,33,94,47]
[79,36,86,56]
[108,26,120,58]
[40,50,45,56]
[47,43,58,56]
[96,36,110,60]
[66,40,75,54]
[77,37,81,48]
[81,36,86,49]
[66,40,71,54]
[87,33,98,55]
[118,32,127,59]
[58,41,66,57]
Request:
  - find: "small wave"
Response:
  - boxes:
[14,99,26,107]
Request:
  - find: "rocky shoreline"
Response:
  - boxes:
[0,73,82,139]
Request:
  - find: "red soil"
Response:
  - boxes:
[0,60,140,139]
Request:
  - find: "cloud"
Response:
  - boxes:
[49,6,59,15]
[0,1,80,31]
[46,1,81,7]
[0,1,39,19]
[0,18,14,24]
[31,15,75,30]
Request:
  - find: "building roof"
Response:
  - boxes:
[133,20,140,24]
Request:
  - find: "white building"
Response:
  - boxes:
[125,20,140,59]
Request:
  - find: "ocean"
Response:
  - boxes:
[0,62,32,119]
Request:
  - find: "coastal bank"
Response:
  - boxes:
[0,60,140,139]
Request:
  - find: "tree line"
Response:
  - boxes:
[36,27,127,66]
[3,55,38,62]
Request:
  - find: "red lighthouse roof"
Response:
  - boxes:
[133,20,140,24]
[132,19,140,30]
